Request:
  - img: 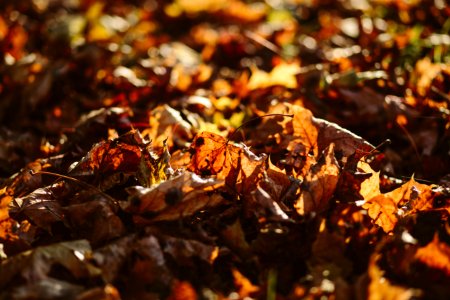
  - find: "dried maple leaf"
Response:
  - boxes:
[137,141,173,188]
[361,177,438,232]
[263,103,373,177]
[69,139,141,176]
[286,107,319,175]
[363,195,398,233]
[358,161,381,201]
[188,131,266,194]
[294,144,340,215]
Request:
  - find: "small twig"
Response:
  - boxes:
[244,30,281,55]
[355,139,391,162]
[431,86,450,102]
[399,175,435,184]
[396,123,421,163]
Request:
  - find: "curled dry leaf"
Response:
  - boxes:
[294,144,340,215]
[249,185,289,221]
[272,103,373,176]
[286,106,319,175]
[143,104,193,149]
[1,160,52,243]
[313,117,374,160]
[69,139,141,176]
[126,171,225,223]
[9,184,65,233]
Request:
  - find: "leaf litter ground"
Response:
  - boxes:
[0,1,449,299]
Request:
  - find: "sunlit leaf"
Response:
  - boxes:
[126,171,225,222]
[295,144,340,215]
[188,132,266,194]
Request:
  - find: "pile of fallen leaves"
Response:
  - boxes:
[1,0,449,299]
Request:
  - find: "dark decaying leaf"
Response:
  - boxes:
[0,240,102,299]
[64,197,125,245]
[9,184,65,233]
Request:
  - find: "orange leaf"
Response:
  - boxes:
[358,161,381,201]
[294,144,340,215]
[415,234,450,276]
[168,280,197,300]
[367,253,422,300]
[362,194,398,233]
[232,268,259,297]
[361,177,437,232]
[188,131,266,193]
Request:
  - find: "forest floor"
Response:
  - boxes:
[0,1,449,299]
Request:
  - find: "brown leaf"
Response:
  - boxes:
[294,144,340,215]
[314,117,374,160]
[249,185,289,221]
[274,104,373,176]
[1,161,51,244]
[126,171,225,223]
[64,198,125,245]
[285,106,319,175]
[0,240,101,294]
[9,184,65,233]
